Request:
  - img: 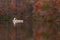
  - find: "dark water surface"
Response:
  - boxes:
[0,20,60,40]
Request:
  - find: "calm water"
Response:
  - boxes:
[0,20,60,40]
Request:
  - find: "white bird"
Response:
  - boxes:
[12,18,23,26]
